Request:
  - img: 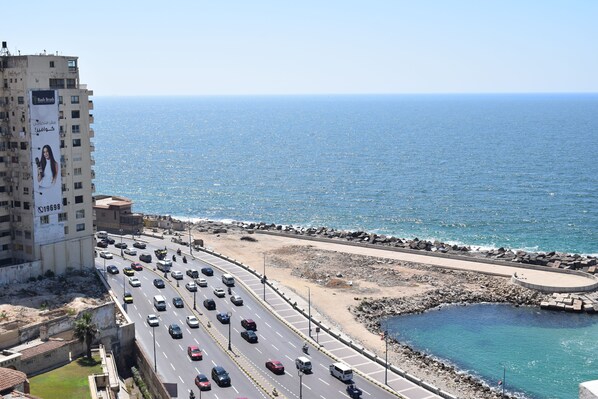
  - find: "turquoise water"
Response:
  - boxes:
[93,94,598,255]
[388,304,598,399]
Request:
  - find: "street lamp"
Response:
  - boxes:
[103,257,106,275]
[123,273,126,309]
[193,289,196,310]
[152,325,157,372]
[298,369,304,399]
[188,220,193,259]
[227,311,232,351]
[263,253,266,301]
[119,229,124,257]
[306,286,311,338]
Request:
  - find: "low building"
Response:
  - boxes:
[93,195,143,235]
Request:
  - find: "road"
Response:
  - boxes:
[99,234,442,399]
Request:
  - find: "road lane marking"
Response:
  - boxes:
[179,375,184,383]
[170,363,175,370]
[163,352,168,359]
[276,331,283,338]
[285,355,294,362]
[156,341,161,348]
[265,322,272,328]
[255,348,262,354]
[271,344,279,351]
[179,344,184,351]
[289,342,297,348]
[318,378,329,385]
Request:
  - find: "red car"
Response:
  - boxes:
[265,360,285,375]
[130,262,143,271]
[194,373,211,390]
[187,345,203,361]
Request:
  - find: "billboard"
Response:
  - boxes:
[30,90,64,244]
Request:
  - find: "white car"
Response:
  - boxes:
[124,248,137,256]
[185,281,197,292]
[195,277,208,287]
[147,314,159,327]
[99,251,113,259]
[213,288,226,298]
[171,270,184,280]
[186,315,199,328]
[128,277,141,287]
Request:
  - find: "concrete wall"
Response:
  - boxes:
[134,341,171,399]
[580,380,598,399]
[0,261,42,285]
[20,340,85,376]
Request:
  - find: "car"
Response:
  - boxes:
[231,295,243,306]
[241,319,257,331]
[153,278,165,288]
[133,241,146,249]
[130,262,143,271]
[216,312,230,324]
[195,277,208,287]
[265,360,285,375]
[146,314,159,327]
[186,269,199,278]
[186,315,200,328]
[203,299,216,310]
[201,267,214,276]
[123,266,134,276]
[213,288,226,298]
[96,240,108,248]
[123,291,133,304]
[194,373,211,391]
[124,248,137,256]
[211,366,231,387]
[128,277,141,287]
[139,253,152,263]
[241,330,258,343]
[104,237,115,244]
[168,323,183,339]
[171,270,183,280]
[115,242,128,249]
[106,265,119,274]
[187,345,203,361]
[172,296,184,308]
[185,281,197,292]
[99,251,113,259]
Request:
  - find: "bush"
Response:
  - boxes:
[131,367,152,399]
[44,270,55,278]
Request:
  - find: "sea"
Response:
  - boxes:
[93,94,598,398]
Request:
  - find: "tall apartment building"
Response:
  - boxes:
[0,42,95,280]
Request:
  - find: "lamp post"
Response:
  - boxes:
[263,253,266,301]
[119,228,124,257]
[227,311,232,351]
[298,369,304,399]
[188,220,193,258]
[152,324,157,372]
[193,289,196,310]
[306,286,311,338]
[103,257,106,275]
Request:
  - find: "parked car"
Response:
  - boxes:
[216,312,230,324]
[203,299,216,310]
[195,277,208,287]
[128,277,141,287]
[139,253,152,263]
[146,314,159,327]
[213,288,226,298]
[186,269,199,278]
[241,319,257,331]
[171,270,184,280]
[124,248,137,256]
[153,278,165,288]
[123,291,133,304]
[172,297,184,308]
[194,374,211,391]
[133,241,147,249]
[106,265,119,274]
[130,262,143,271]
[187,345,203,361]
[266,360,285,375]
[185,281,198,292]
[168,323,183,339]
[123,267,134,276]
[231,295,243,306]
[186,315,199,328]
[104,237,115,244]
[211,366,231,387]
[115,242,128,249]
[96,241,108,248]
[241,330,258,343]
[201,267,214,276]
[99,251,113,259]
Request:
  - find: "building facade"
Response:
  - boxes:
[0,42,94,279]
[94,195,143,235]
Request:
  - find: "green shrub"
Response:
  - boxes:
[44,270,55,278]
[131,367,152,399]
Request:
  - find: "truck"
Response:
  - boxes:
[157,259,172,272]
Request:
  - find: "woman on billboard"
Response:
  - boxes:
[37,144,59,188]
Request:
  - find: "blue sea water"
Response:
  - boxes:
[93,94,598,255]
[388,304,598,399]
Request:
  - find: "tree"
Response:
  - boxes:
[74,312,98,359]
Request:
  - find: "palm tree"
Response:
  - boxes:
[74,312,98,359]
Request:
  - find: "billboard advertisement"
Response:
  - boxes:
[30,90,64,244]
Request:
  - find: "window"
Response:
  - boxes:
[74,168,82,176]
[50,61,55,68]
[71,110,80,118]
[60,140,65,149]
[58,213,68,222]
[20,142,27,150]
[71,95,79,104]
[76,209,85,219]
[13,201,21,208]
[49,78,65,89]
[75,195,83,204]
[73,154,82,162]
[76,223,85,232]
[23,202,30,210]
[64,226,69,235]
[66,79,76,89]
[18,96,24,104]
[25,231,31,239]
[63,198,67,206]
[68,59,77,69]
[74,182,83,189]
[23,187,29,195]
[72,125,80,133]
[72,139,81,147]
[41,215,50,224]
[58,96,63,104]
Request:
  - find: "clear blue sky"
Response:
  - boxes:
[5,1,597,96]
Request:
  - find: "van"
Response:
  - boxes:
[97,231,108,239]
[222,273,235,286]
[157,259,172,272]
[329,362,353,381]
[153,295,166,311]
[295,356,312,373]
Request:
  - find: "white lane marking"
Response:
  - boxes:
[285,355,294,362]
[163,352,168,359]
[179,375,184,383]
[285,370,294,378]
[156,341,161,348]
[255,314,262,319]
[265,322,272,328]
[233,386,239,394]
[318,378,329,386]
[361,387,371,396]
[289,342,296,348]
[170,363,175,370]
[271,344,279,351]
[304,383,312,390]
[246,305,252,310]
[255,348,262,354]
[211,360,217,367]
[259,334,266,340]
[276,331,283,338]
[178,344,184,351]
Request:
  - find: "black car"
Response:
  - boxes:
[153,278,165,288]
[241,330,258,343]
[201,267,214,276]
[107,265,119,274]
[139,253,152,263]
[133,241,147,249]
[216,312,230,324]
[203,298,216,310]
[172,297,184,308]
[96,240,108,248]
[115,242,128,249]
[211,366,231,387]
[104,237,115,244]
[168,323,183,339]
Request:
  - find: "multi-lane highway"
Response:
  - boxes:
[98,234,441,399]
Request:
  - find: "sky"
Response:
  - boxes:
[4,1,597,96]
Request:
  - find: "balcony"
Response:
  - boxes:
[90,157,95,165]
[89,128,94,138]
[91,169,96,179]
[88,100,94,110]
[90,144,95,152]
[89,114,94,124]
[91,183,96,193]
